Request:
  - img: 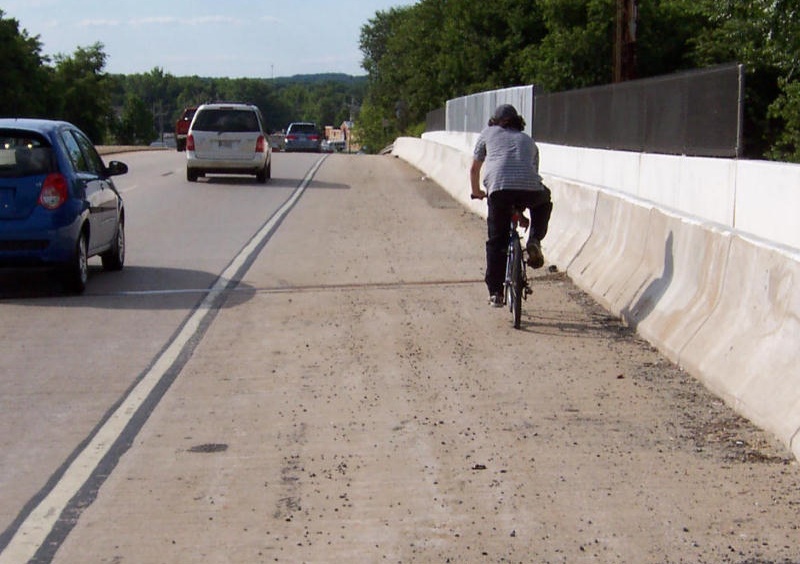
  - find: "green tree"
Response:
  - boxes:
[768,78,800,161]
[518,0,613,91]
[635,0,710,78]
[359,0,548,141]
[353,97,396,153]
[52,42,111,142]
[0,10,52,116]
[359,7,415,145]
[115,94,156,145]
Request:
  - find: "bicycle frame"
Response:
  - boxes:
[504,208,531,329]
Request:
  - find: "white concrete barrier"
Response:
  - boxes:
[542,178,597,271]
[680,236,800,450]
[392,135,800,461]
[567,191,654,314]
[735,160,800,250]
[630,210,732,367]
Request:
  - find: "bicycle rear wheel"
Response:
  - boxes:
[510,236,523,329]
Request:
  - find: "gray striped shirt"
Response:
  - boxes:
[473,125,544,195]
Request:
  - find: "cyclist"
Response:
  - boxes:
[470,104,553,307]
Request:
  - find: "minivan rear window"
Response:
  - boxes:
[0,131,55,178]
[192,109,260,133]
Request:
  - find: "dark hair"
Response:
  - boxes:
[488,114,526,131]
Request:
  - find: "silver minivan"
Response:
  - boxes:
[186,103,272,183]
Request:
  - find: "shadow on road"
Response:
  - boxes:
[0,265,257,310]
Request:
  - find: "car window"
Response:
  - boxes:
[193,109,260,133]
[72,131,105,175]
[62,130,103,175]
[289,123,317,134]
[0,131,55,178]
[61,130,88,172]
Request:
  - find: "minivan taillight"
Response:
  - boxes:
[186,134,195,151]
[38,173,68,210]
[256,135,266,152]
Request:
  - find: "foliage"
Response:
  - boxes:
[357,1,548,150]
[358,0,800,162]
[0,9,52,117]
[0,10,366,145]
[519,0,613,91]
[3,3,800,159]
[109,72,366,138]
[51,43,111,143]
[352,98,398,154]
[115,94,157,145]
[767,78,800,161]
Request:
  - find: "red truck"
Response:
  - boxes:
[174,107,196,151]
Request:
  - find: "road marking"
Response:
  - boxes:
[0,155,327,564]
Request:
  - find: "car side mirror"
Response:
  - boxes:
[106,160,128,176]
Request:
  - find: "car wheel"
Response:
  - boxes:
[187,168,198,182]
[257,164,268,183]
[101,219,125,271]
[176,139,185,152]
[62,231,88,294]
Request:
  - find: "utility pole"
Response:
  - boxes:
[613,0,638,83]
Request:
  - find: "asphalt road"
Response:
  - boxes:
[1,150,798,563]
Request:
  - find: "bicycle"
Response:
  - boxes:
[472,195,532,329]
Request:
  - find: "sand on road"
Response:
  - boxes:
[51,154,799,564]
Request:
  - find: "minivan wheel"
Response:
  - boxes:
[62,231,88,294]
[187,168,198,182]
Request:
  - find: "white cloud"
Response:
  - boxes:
[185,15,246,26]
[78,19,121,27]
[123,15,247,27]
[130,16,179,26]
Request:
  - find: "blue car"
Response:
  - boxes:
[0,118,128,294]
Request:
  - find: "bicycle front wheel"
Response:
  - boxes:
[510,236,524,329]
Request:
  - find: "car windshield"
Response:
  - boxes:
[192,110,259,133]
[0,131,55,178]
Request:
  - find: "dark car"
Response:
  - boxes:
[283,122,322,152]
[0,118,128,294]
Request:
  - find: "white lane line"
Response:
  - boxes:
[0,155,326,564]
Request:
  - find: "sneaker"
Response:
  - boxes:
[526,238,544,269]
[488,292,505,308]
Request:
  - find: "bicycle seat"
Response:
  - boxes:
[511,209,530,230]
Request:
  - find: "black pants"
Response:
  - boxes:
[485,188,553,294]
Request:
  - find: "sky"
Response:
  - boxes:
[2,0,417,78]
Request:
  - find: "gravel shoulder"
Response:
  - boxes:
[52,154,799,564]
